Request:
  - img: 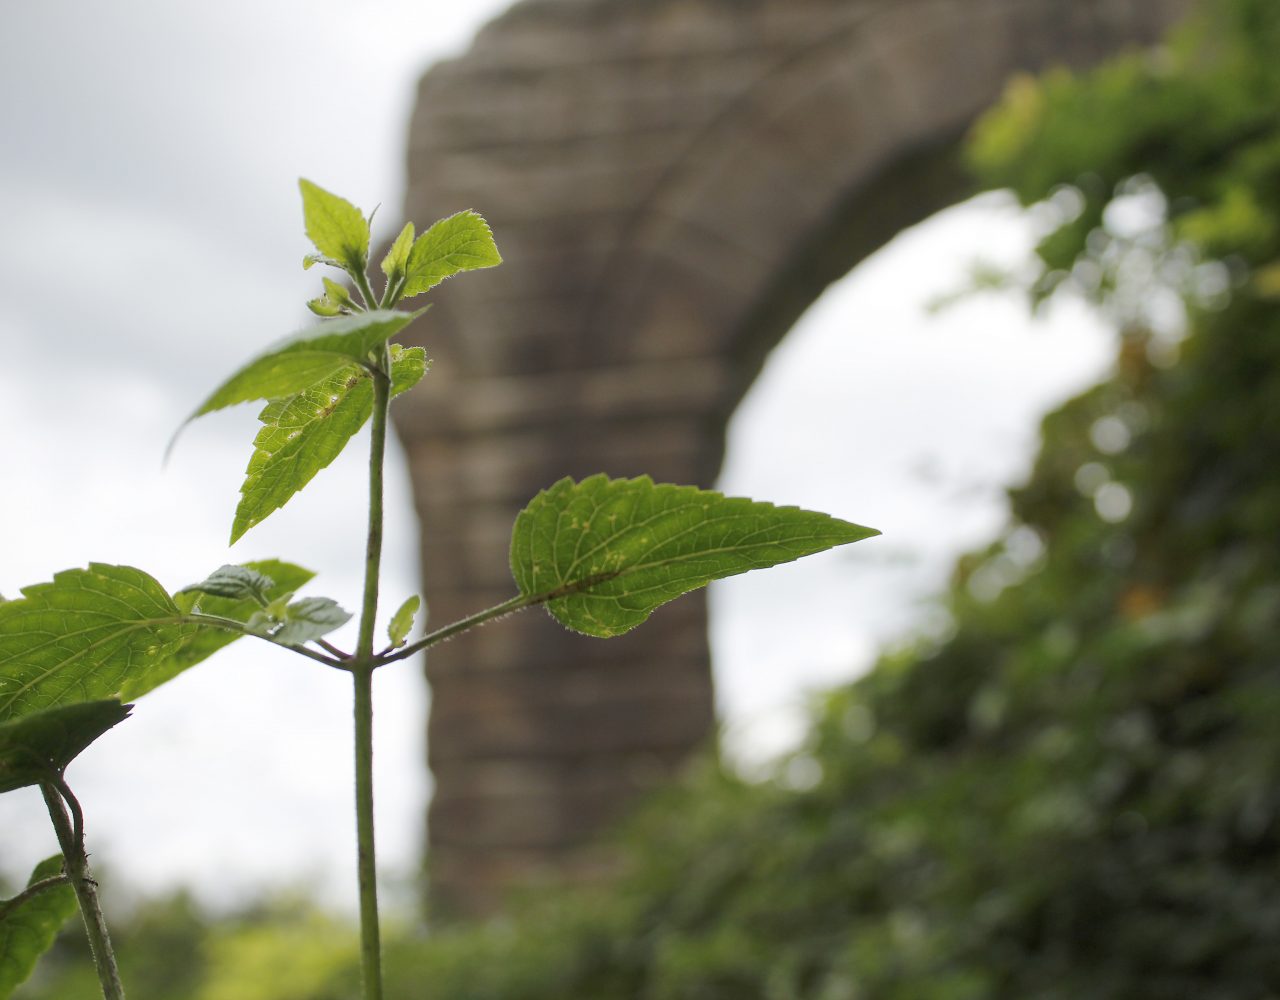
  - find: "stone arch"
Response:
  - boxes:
[397,0,1188,918]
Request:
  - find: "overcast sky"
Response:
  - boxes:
[0,3,1114,913]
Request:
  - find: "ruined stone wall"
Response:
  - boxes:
[397,0,1189,919]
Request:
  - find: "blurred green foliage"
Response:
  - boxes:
[16,0,1280,995]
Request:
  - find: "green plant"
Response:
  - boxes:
[0,180,877,1000]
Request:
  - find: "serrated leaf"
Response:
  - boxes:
[147,561,315,695]
[271,597,351,645]
[389,344,428,395]
[0,856,77,998]
[299,178,370,273]
[0,564,195,722]
[233,364,373,543]
[381,221,415,283]
[184,309,426,425]
[401,210,501,299]
[178,565,276,606]
[230,345,428,542]
[387,595,421,648]
[0,700,131,795]
[510,475,880,638]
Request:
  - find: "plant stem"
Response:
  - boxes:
[41,780,125,1000]
[352,348,391,1000]
[358,357,390,664]
[352,664,381,1000]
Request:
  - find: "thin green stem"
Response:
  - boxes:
[357,360,390,665]
[352,665,381,1000]
[352,347,391,1000]
[377,594,532,666]
[41,780,125,1000]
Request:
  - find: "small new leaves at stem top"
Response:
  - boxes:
[176,181,502,546]
[298,179,501,309]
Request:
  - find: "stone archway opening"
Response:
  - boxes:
[710,190,1116,772]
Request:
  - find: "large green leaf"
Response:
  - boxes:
[137,560,317,697]
[184,309,425,425]
[298,178,370,273]
[0,700,131,794]
[401,210,501,299]
[510,475,879,638]
[0,856,77,998]
[0,565,195,722]
[230,346,427,542]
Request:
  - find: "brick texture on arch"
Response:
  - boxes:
[397,0,1189,919]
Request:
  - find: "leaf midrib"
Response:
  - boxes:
[550,534,855,598]
[553,499,856,588]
